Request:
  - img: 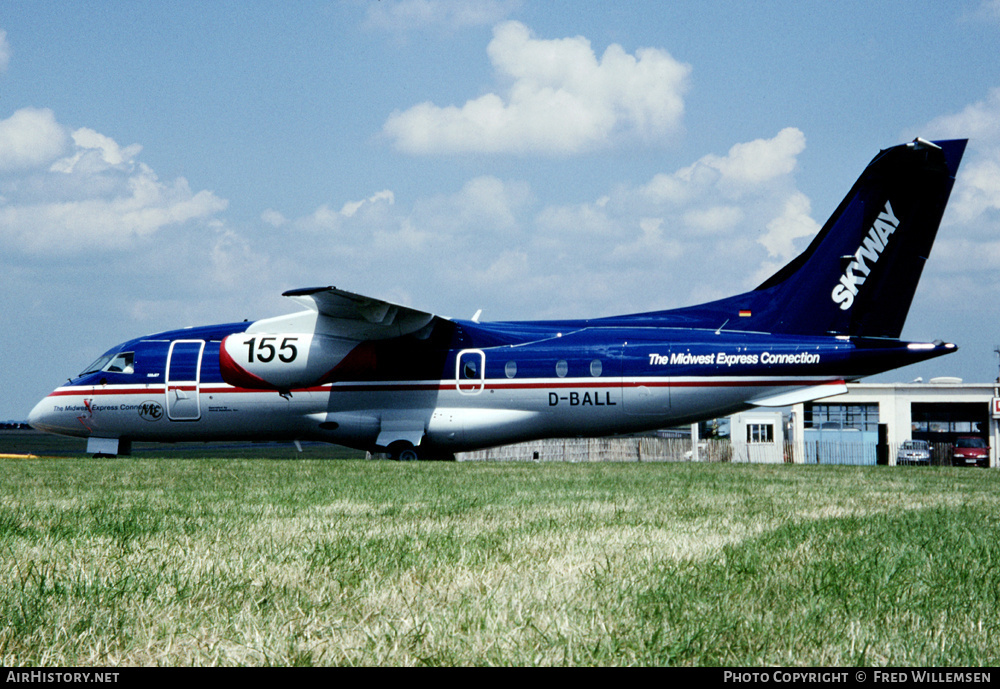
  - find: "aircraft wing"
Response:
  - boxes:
[281,286,442,340]
[222,286,453,390]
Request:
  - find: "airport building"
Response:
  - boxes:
[787,379,1000,466]
[460,380,1000,465]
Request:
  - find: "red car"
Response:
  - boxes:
[951,436,990,467]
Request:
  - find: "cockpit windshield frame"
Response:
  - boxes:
[78,352,135,377]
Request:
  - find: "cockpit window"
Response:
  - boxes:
[80,355,113,377]
[79,352,134,377]
[106,352,135,374]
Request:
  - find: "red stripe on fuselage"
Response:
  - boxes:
[46,376,843,398]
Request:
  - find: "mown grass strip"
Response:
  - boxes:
[1,458,998,665]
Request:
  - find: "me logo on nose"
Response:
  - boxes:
[138,401,163,422]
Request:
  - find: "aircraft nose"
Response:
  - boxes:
[27,395,60,434]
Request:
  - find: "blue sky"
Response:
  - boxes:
[3,0,1000,420]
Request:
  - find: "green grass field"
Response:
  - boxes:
[2,447,999,666]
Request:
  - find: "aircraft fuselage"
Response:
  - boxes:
[28,317,953,456]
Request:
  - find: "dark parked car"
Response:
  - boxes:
[897,440,931,465]
[951,436,989,467]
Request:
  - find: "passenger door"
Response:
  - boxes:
[165,340,205,421]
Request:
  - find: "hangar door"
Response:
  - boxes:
[911,402,989,445]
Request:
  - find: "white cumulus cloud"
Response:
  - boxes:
[290,189,396,232]
[49,127,143,173]
[682,205,744,235]
[261,209,288,227]
[642,127,806,203]
[383,21,691,154]
[915,89,1000,273]
[0,112,227,253]
[917,89,1000,228]
[341,190,395,218]
[758,191,820,260]
[948,154,1000,226]
[529,129,815,308]
[921,87,1000,142]
[0,108,69,171]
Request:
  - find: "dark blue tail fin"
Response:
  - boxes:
[661,138,966,338]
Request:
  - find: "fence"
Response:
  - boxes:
[801,440,956,466]
[458,438,966,466]
[457,437,732,463]
[803,441,876,466]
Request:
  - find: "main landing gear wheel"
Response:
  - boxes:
[386,442,455,461]
[388,441,419,462]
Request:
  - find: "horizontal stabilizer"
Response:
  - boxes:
[750,382,848,407]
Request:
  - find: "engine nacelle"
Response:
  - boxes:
[219,333,357,390]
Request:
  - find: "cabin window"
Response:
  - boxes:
[505,361,517,378]
[555,360,568,378]
[590,359,603,377]
[456,349,485,395]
